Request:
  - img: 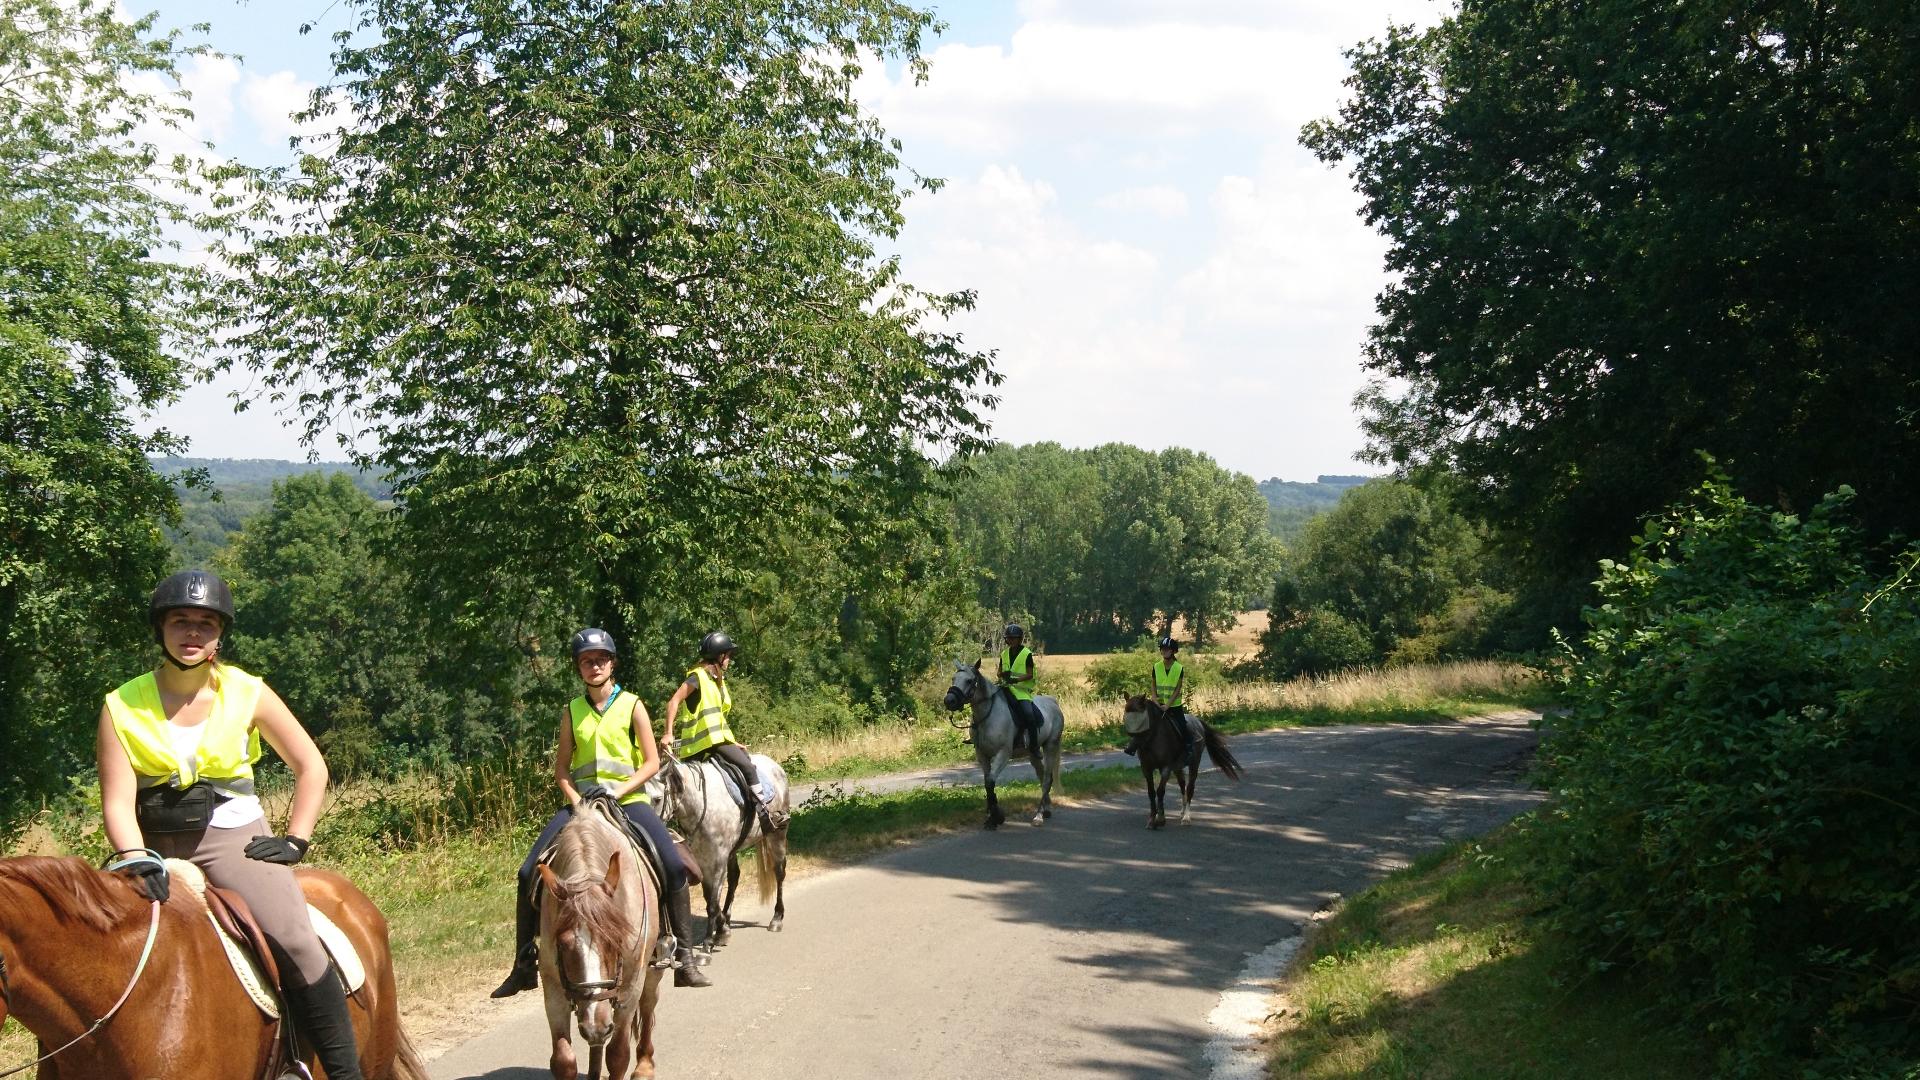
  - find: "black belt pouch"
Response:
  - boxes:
[135,781,217,833]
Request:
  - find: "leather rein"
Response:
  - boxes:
[0,899,162,1078]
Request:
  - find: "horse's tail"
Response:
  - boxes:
[391,1021,432,1080]
[1201,722,1245,781]
[753,826,782,906]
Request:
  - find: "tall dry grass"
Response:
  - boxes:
[765,660,1542,773]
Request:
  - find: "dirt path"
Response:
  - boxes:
[428,712,1542,1079]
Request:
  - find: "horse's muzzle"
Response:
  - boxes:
[942,687,963,711]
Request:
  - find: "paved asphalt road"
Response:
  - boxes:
[428,712,1542,1080]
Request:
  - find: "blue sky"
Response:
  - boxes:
[132,0,1444,482]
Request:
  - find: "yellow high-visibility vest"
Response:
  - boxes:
[105,668,264,798]
[675,666,737,759]
[999,646,1036,701]
[568,690,649,805]
[1153,659,1185,708]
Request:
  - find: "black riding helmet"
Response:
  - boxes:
[571,627,617,658]
[699,631,737,661]
[1003,623,1024,640]
[1158,635,1178,651]
[149,570,234,669]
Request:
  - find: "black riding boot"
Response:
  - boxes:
[489,887,540,998]
[667,886,712,988]
[285,965,365,1080]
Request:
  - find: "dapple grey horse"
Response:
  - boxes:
[943,659,1065,829]
[646,751,789,950]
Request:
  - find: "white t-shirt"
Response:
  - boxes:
[165,720,265,830]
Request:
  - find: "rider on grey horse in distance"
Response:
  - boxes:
[999,623,1045,749]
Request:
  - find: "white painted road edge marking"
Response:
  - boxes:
[1203,933,1306,1080]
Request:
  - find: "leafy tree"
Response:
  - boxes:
[1255,607,1373,680]
[1534,473,1920,1075]
[1265,479,1484,658]
[218,474,522,773]
[0,0,243,826]
[1304,1,1920,634]
[224,0,996,688]
[950,443,1278,647]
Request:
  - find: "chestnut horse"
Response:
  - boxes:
[536,803,664,1080]
[0,855,426,1080]
[1121,695,1245,828]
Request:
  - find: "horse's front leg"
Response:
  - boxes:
[1151,766,1171,829]
[1141,762,1157,828]
[634,970,663,1078]
[982,748,1008,829]
[715,854,741,945]
[605,1001,636,1080]
[700,874,724,952]
[1179,763,1197,824]
[545,986,578,1079]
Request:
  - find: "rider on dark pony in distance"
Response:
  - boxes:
[491,627,712,998]
[998,623,1046,749]
[1124,635,1199,759]
[98,570,366,1080]
[662,631,787,832]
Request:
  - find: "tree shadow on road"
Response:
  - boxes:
[864,722,1543,1072]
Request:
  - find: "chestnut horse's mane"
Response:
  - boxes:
[0,856,144,934]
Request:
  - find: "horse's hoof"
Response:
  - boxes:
[1042,808,1053,819]
[769,919,784,933]
[984,818,1001,831]
[1030,815,1044,827]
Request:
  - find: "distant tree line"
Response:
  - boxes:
[948,443,1282,649]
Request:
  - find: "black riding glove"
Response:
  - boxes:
[122,861,171,903]
[577,783,611,802]
[243,834,311,865]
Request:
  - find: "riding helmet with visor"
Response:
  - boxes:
[571,627,617,659]
[1003,623,1024,640]
[1158,635,1178,651]
[149,570,235,669]
[699,631,738,661]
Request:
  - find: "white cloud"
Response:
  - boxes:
[240,69,318,146]
[1095,184,1189,217]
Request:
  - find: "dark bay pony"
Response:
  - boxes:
[536,802,664,1080]
[0,855,426,1080]
[1121,695,1245,828]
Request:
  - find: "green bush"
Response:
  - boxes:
[1256,608,1374,679]
[1081,649,1226,699]
[1531,474,1920,1076]
[1387,585,1515,665]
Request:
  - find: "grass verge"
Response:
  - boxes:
[1267,823,1702,1080]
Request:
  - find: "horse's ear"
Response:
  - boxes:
[972,659,982,672]
[538,863,562,899]
[604,850,622,892]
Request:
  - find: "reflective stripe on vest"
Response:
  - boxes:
[675,666,736,759]
[1153,659,1185,707]
[568,691,649,805]
[999,646,1036,701]
[105,668,264,798]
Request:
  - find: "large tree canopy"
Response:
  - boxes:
[950,442,1279,646]
[1304,0,1920,625]
[0,0,240,824]
[227,0,996,663]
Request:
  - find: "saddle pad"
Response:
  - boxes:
[166,859,367,1016]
